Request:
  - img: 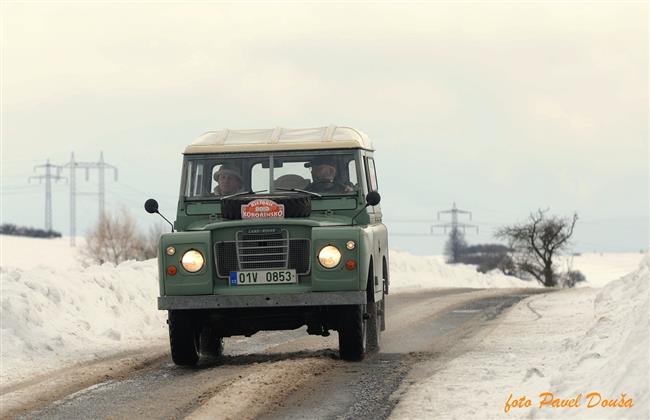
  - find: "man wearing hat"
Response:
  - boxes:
[214,163,244,196]
[305,156,352,194]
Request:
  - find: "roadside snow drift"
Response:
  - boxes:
[391,252,649,419]
[1,241,167,384]
[543,253,649,418]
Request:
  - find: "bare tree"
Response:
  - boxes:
[81,209,148,265]
[495,209,578,287]
[141,222,164,260]
[444,227,467,264]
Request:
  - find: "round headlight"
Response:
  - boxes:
[181,250,205,273]
[318,245,341,269]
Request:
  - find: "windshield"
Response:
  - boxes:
[183,150,360,199]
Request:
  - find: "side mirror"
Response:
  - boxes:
[351,191,381,225]
[366,191,381,206]
[144,198,159,214]
[144,198,174,232]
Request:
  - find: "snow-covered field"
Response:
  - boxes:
[389,249,644,290]
[389,250,540,290]
[1,234,647,418]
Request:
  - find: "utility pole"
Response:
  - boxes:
[431,202,479,235]
[64,153,77,246]
[63,152,118,246]
[29,159,65,231]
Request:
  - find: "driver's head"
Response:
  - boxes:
[214,164,242,195]
[309,156,337,182]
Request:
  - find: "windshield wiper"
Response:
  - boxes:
[275,187,322,198]
[222,189,267,200]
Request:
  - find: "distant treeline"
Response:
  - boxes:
[0,224,62,238]
[457,243,515,274]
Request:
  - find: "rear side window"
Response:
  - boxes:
[366,157,378,191]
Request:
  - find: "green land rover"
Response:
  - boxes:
[144,126,389,365]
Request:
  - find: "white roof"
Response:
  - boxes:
[184,126,373,154]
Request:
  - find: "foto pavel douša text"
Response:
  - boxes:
[504,392,633,413]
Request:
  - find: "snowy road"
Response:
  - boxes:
[8,287,552,419]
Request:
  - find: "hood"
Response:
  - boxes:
[188,213,354,231]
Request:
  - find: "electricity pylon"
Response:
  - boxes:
[29,159,65,231]
[63,152,118,246]
[431,202,479,235]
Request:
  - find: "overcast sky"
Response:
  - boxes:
[1,2,648,255]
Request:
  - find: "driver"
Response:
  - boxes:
[213,164,244,196]
[305,156,352,194]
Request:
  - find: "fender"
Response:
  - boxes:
[359,224,388,302]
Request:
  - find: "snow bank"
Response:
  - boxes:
[389,250,539,289]
[541,253,650,418]
[391,252,649,419]
[0,254,167,384]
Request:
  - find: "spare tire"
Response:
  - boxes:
[221,193,311,220]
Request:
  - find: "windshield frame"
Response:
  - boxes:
[180,149,364,202]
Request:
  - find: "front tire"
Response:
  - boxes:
[380,297,386,331]
[199,325,224,357]
[366,299,381,352]
[168,310,199,366]
[338,304,366,361]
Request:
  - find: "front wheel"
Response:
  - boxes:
[168,310,199,366]
[366,299,381,352]
[338,304,366,361]
[199,325,224,357]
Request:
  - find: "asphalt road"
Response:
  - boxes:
[11,288,551,420]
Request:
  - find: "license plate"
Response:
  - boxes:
[229,269,297,286]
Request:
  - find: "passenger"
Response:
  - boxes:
[214,164,244,196]
[305,156,352,194]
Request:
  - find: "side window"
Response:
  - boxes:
[185,161,194,196]
[193,162,204,196]
[366,157,378,191]
[348,159,358,188]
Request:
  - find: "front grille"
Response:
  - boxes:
[215,229,311,278]
[237,229,289,270]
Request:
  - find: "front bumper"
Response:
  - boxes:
[158,291,366,310]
